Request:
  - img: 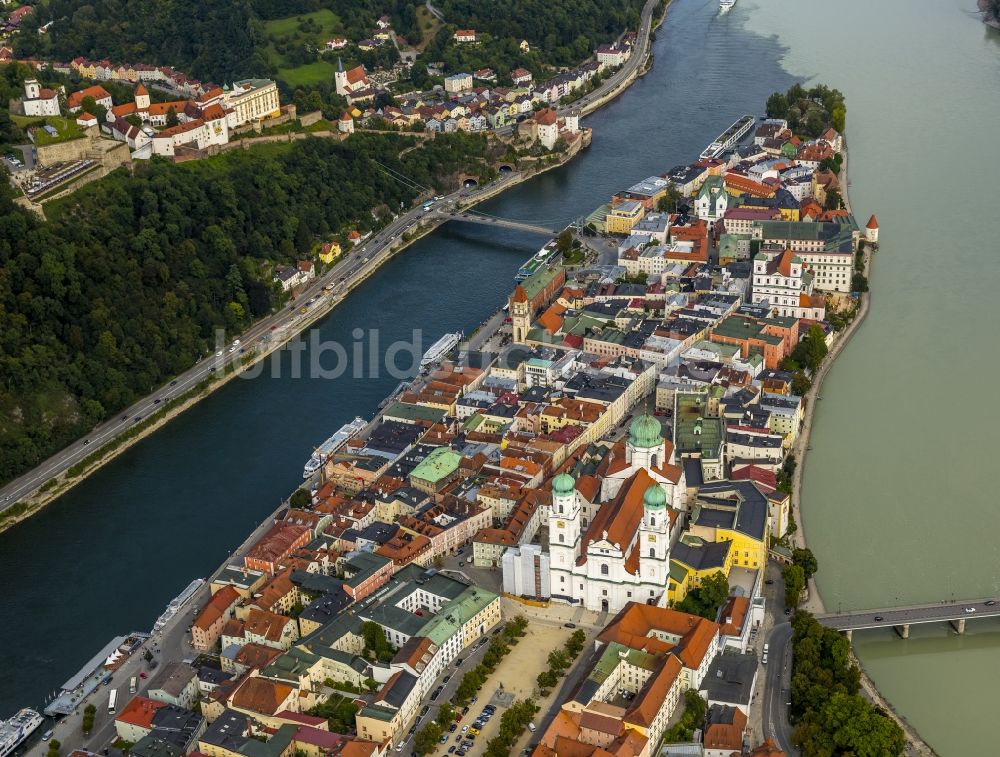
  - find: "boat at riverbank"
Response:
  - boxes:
[719,0,736,13]
[153,579,203,632]
[699,114,754,158]
[303,417,367,478]
[420,332,463,369]
[515,241,560,281]
[0,709,43,757]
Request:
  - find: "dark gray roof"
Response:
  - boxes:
[672,539,730,571]
[695,480,769,541]
[200,709,250,751]
[380,670,418,709]
[700,651,757,707]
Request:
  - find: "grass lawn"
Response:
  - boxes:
[264,9,340,40]
[13,115,86,145]
[277,60,338,88]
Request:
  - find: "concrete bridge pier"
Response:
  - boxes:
[950,617,966,634]
[844,629,853,642]
[894,624,910,639]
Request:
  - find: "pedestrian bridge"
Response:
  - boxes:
[816,597,1000,638]
[432,209,565,237]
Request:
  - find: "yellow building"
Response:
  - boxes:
[668,538,733,604]
[687,480,770,572]
[605,200,645,235]
[319,241,341,264]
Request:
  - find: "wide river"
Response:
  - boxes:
[1,0,996,751]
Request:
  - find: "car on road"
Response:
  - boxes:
[468,728,480,736]
[784,608,791,615]
[563,622,577,629]
[395,745,403,753]
[270,324,278,331]
[448,724,457,732]
[874,615,884,621]
[133,416,142,422]
[448,748,456,754]
[153,398,161,404]
[215,350,223,357]
[83,439,90,445]
[986,600,997,606]
[170,380,177,386]
[439,735,448,744]
[764,579,774,585]
[461,725,468,733]
[965,607,977,613]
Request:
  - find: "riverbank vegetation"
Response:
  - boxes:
[0,132,502,488]
[765,83,846,138]
[790,611,905,756]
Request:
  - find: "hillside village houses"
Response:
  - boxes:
[21,78,59,116]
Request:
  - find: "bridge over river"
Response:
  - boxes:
[816,597,1000,638]
[430,208,567,237]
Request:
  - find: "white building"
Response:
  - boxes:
[501,544,551,600]
[225,79,280,127]
[22,79,60,117]
[548,416,685,613]
[751,248,825,320]
[444,72,473,94]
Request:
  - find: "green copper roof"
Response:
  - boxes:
[629,414,662,448]
[643,484,666,510]
[552,473,576,496]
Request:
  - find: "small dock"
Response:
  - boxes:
[699,114,755,159]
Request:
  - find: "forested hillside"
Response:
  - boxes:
[0,132,500,485]
[15,0,423,83]
[436,0,638,67]
[14,0,634,84]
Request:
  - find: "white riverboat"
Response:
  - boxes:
[302,416,367,478]
[0,709,43,757]
[419,332,463,369]
[719,0,736,13]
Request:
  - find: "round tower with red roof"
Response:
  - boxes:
[865,214,879,244]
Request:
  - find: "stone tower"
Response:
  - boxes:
[134,83,150,111]
[335,58,348,96]
[865,214,879,244]
[510,284,530,344]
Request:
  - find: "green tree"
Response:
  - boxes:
[289,488,312,507]
[674,570,730,620]
[783,564,806,608]
[656,182,682,213]
[437,702,456,727]
[791,325,829,373]
[80,95,107,122]
[765,91,789,119]
[663,690,707,742]
[791,370,812,397]
[166,106,179,128]
[362,621,395,661]
[823,188,843,211]
[46,740,61,757]
[414,722,442,755]
[792,548,818,580]
[536,669,558,692]
[556,229,573,255]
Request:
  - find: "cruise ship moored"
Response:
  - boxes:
[0,709,44,757]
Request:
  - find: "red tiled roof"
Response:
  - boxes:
[115,696,166,729]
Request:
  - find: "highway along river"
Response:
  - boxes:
[5,0,996,751]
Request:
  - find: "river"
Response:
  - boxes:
[738,0,1000,753]
[1,0,995,752]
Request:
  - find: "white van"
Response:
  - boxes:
[527,723,536,732]
[130,676,137,694]
[763,643,769,655]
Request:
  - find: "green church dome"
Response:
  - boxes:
[629,414,662,449]
[643,484,667,510]
[552,473,576,496]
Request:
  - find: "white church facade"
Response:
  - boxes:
[548,416,685,613]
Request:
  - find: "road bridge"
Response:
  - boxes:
[816,597,1000,639]
[432,209,566,236]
